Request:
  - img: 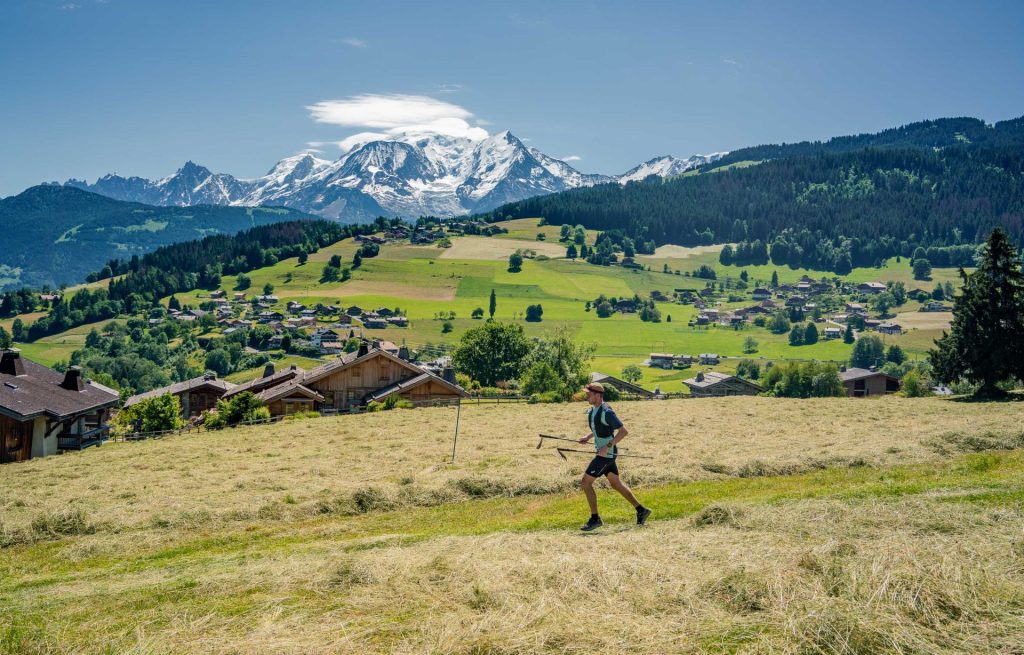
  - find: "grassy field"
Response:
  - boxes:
[2,397,1023,653]
[4,218,966,389]
[142,222,967,391]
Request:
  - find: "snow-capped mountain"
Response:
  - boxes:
[617,153,728,184]
[63,134,727,222]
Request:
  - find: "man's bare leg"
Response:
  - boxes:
[607,472,640,508]
[581,474,599,514]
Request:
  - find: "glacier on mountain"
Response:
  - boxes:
[63,134,726,223]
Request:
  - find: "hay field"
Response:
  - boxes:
[645,244,726,260]
[895,310,953,330]
[439,236,569,260]
[5,396,1020,536]
[2,397,1024,653]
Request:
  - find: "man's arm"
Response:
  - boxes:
[597,426,628,456]
[578,431,594,444]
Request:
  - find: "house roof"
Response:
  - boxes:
[590,372,653,396]
[302,347,416,386]
[684,371,763,391]
[255,382,324,405]
[223,365,304,398]
[366,372,467,402]
[0,351,119,421]
[124,374,236,408]
[839,367,897,382]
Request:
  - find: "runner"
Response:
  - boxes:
[577,382,651,531]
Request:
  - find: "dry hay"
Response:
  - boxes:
[2,396,1021,538]
[642,244,725,260]
[894,310,953,330]
[439,236,568,260]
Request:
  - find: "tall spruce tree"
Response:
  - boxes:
[488,289,496,319]
[929,228,1024,397]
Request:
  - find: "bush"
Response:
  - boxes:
[114,393,184,434]
[204,392,270,428]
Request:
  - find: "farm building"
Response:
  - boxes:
[219,342,465,416]
[683,371,762,397]
[823,327,842,339]
[589,372,653,398]
[877,323,902,335]
[857,282,887,294]
[699,353,721,365]
[649,353,675,369]
[124,372,236,419]
[839,367,900,397]
[1,350,118,464]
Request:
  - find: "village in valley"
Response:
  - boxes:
[0,215,965,463]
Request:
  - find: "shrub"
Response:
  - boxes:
[114,393,184,434]
[204,392,270,428]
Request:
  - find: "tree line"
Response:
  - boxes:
[490,132,1024,273]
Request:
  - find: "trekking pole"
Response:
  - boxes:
[536,433,580,448]
[553,447,654,460]
[538,433,636,453]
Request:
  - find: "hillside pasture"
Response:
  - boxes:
[2,397,1023,654]
[438,235,569,260]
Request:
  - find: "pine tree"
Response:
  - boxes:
[930,229,1024,397]
[770,271,779,288]
[804,322,818,344]
[843,323,855,344]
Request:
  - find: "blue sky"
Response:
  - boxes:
[2,0,1023,197]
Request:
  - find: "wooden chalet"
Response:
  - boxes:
[300,343,465,411]
[684,371,763,397]
[124,372,236,419]
[220,343,466,416]
[1,350,118,463]
[839,367,900,397]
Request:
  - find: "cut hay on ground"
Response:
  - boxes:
[439,236,569,260]
[643,244,725,259]
[894,310,953,330]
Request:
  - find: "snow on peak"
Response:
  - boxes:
[59,135,728,222]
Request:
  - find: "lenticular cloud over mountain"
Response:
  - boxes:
[306,94,490,151]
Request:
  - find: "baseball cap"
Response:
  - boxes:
[584,382,605,394]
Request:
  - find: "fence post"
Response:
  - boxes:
[450,400,462,463]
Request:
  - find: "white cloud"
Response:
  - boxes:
[722,58,739,65]
[59,3,80,9]
[560,155,582,162]
[435,83,464,94]
[339,37,367,48]
[306,94,489,151]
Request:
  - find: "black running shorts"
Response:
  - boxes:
[585,456,619,478]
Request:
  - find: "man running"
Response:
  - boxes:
[577,382,651,531]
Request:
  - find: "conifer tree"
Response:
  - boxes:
[930,229,1024,397]
[488,289,496,319]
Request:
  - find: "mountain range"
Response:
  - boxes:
[60,132,726,222]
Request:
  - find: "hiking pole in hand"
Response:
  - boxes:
[536,433,581,449]
[554,447,655,461]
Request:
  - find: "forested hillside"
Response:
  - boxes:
[0,186,316,290]
[494,117,1024,272]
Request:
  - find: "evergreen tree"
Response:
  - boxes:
[298,251,308,264]
[804,322,819,344]
[788,324,805,346]
[850,335,885,368]
[930,228,1024,397]
[886,344,906,364]
[566,244,577,259]
[488,288,496,319]
[719,244,735,265]
[262,282,274,296]
[843,323,855,344]
[352,251,363,269]
[770,271,779,288]
[0,326,10,349]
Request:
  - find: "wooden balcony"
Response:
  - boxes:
[57,425,110,451]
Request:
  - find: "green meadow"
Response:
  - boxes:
[150,218,960,391]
